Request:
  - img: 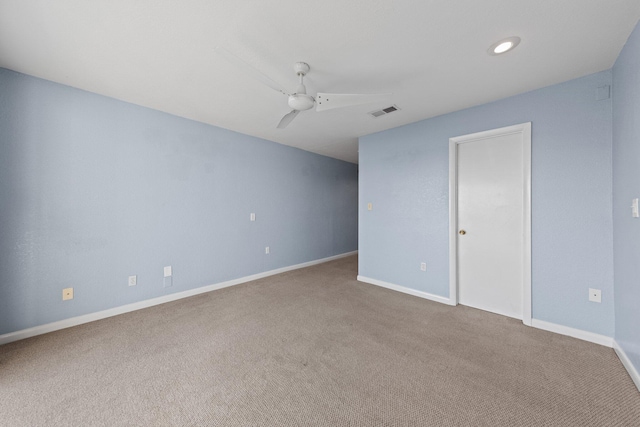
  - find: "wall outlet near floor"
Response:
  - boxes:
[588,288,601,303]
[420,262,427,271]
[128,275,137,287]
[62,287,74,301]
[265,246,270,254]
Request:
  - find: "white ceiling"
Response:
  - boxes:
[1,1,639,163]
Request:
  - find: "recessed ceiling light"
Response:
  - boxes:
[488,36,521,56]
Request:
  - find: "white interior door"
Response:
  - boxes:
[450,124,531,322]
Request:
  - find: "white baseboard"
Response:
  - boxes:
[0,251,358,346]
[357,275,455,306]
[613,340,640,392]
[356,277,616,350]
[530,319,613,347]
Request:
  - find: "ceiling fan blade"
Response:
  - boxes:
[277,110,300,129]
[315,93,392,112]
[215,48,290,96]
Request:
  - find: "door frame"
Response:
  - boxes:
[448,122,532,326]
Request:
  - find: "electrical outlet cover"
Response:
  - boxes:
[62,287,74,301]
[588,288,602,303]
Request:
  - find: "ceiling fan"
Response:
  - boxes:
[216,49,392,129]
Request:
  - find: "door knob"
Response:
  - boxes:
[459,230,466,235]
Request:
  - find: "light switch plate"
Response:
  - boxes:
[164,266,172,277]
[596,85,610,101]
[128,275,137,287]
[367,203,372,211]
[250,213,256,221]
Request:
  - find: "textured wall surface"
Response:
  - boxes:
[613,21,640,368]
[360,71,614,336]
[0,68,358,336]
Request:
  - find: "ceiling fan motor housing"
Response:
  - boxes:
[288,93,315,111]
[288,62,314,110]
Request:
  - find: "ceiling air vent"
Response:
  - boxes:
[368,105,400,118]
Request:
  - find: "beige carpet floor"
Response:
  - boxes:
[1,255,639,426]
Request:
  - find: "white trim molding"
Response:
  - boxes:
[531,319,613,347]
[357,276,455,306]
[613,340,640,392]
[354,280,615,350]
[449,122,532,326]
[0,251,358,346]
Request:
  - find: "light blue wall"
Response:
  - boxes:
[359,71,614,336]
[613,21,640,369]
[0,68,358,336]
